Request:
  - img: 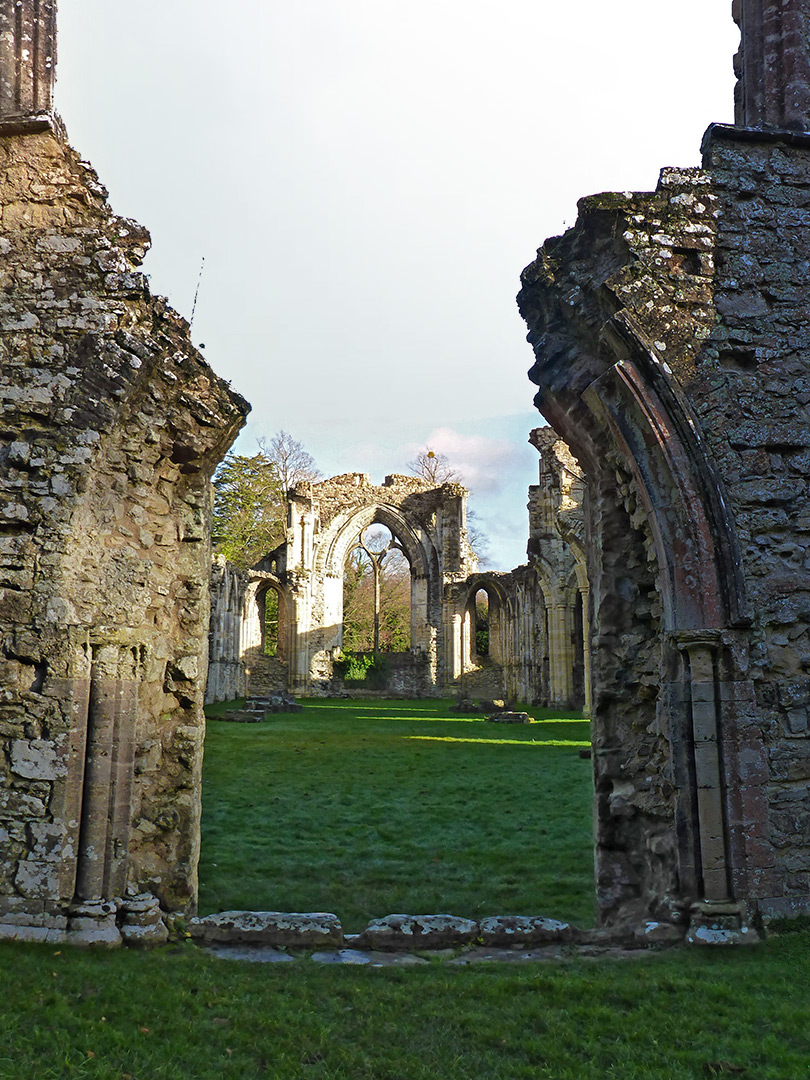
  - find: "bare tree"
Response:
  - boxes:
[407,447,461,485]
[258,430,322,493]
[466,508,491,569]
[407,447,490,565]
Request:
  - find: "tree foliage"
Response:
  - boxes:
[212,451,285,570]
[213,431,321,570]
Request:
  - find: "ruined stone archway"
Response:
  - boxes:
[317,502,435,663]
[241,576,293,696]
[458,579,508,699]
[517,167,764,934]
[245,473,477,696]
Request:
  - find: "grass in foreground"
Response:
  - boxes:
[2,932,810,1079]
[199,699,595,930]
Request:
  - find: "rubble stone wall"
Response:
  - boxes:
[702,126,810,916]
[517,123,810,929]
[0,126,248,939]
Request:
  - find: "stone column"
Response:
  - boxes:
[733,0,810,130]
[547,603,574,707]
[103,647,138,900]
[0,0,56,120]
[446,609,464,690]
[580,585,593,717]
[676,634,731,904]
[288,583,312,694]
[74,645,138,902]
[673,631,760,943]
[54,645,92,902]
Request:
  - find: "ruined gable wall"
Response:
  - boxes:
[0,128,248,933]
[279,472,476,694]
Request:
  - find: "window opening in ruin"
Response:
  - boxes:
[342,524,411,655]
[264,589,279,657]
[251,583,288,671]
[474,589,490,657]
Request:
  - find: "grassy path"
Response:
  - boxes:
[199,699,595,930]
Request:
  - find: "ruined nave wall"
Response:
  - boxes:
[0,128,248,941]
[518,122,810,928]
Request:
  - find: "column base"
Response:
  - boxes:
[67,900,122,948]
[686,901,759,946]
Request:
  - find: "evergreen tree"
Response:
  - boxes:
[212,451,285,570]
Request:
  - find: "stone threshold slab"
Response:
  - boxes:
[204,942,669,967]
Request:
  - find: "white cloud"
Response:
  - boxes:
[407,427,526,495]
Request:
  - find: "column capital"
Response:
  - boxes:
[671,628,728,651]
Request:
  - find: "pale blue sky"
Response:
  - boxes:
[54,2,738,568]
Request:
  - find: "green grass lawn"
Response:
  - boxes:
[3,698,809,1078]
[2,932,810,1079]
[199,699,595,930]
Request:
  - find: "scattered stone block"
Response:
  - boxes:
[189,910,343,948]
[489,712,534,724]
[354,913,479,951]
[478,915,573,947]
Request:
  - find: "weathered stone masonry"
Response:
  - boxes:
[247,472,477,697]
[208,446,590,709]
[518,79,810,926]
[6,0,810,949]
[0,3,249,943]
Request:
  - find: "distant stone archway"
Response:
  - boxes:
[243,473,477,696]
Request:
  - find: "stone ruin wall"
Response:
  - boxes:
[0,126,248,941]
[703,128,810,916]
[518,118,810,925]
[207,438,591,711]
[241,471,478,697]
[206,557,248,704]
[0,0,796,946]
